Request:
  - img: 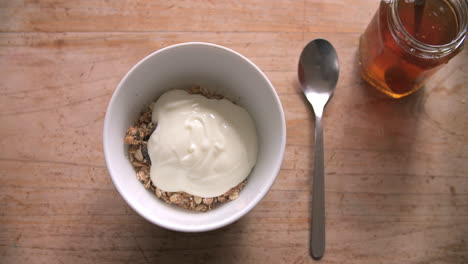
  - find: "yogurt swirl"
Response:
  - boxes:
[147,89,258,197]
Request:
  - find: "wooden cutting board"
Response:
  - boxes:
[1,1,467,263]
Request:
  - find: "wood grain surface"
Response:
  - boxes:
[1,1,467,263]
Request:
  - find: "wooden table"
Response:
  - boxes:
[1,1,467,263]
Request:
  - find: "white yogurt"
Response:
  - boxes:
[147,89,258,197]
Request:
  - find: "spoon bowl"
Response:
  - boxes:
[298,39,339,260]
[299,39,339,109]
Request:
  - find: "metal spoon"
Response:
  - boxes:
[298,39,339,260]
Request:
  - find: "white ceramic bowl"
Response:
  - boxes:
[103,42,286,232]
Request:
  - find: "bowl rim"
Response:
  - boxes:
[103,42,286,232]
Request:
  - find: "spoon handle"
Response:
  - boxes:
[310,114,325,259]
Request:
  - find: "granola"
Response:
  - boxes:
[124,86,246,211]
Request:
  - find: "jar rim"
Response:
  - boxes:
[389,0,467,56]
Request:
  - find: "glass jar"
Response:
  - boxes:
[359,0,467,98]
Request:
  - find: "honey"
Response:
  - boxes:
[359,0,467,98]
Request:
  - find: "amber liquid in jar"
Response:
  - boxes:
[359,0,464,98]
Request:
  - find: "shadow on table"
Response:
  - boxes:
[348,50,427,180]
[131,216,246,263]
